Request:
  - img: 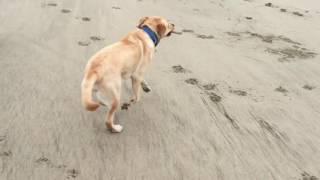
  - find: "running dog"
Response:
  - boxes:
[81,16,174,132]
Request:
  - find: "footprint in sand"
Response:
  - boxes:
[172,65,190,73]
[67,169,80,178]
[35,156,66,168]
[265,2,272,7]
[0,150,12,157]
[230,89,247,96]
[258,119,282,139]
[78,41,90,46]
[266,47,316,62]
[264,2,279,8]
[227,31,302,44]
[185,78,199,85]
[35,156,50,164]
[121,103,130,110]
[207,92,222,102]
[196,34,214,39]
[81,17,91,21]
[90,36,104,41]
[292,11,304,17]
[47,3,57,7]
[226,32,241,37]
[280,8,287,12]
[61,9,71,13]
[226,31,316,62]
[179,29,214,39]
[264,2,305,17]
[202,83,217,91]
[301,172,319,180]
[275,86,288,95]
[0,135,6,142]
[175,68,240,129]
[303,84,316,90]
[185,78,222,102]
[182,29,194,33]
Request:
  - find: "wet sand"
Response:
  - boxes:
[1,0,320,179]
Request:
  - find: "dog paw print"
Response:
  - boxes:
[275,86,288,95]
[78,41,90,46]
[280,8,287,12]
[202,83,216,91]
[0,150,12,157]
[61,9,71,13]
[185,78,199,85]
[303,84,316,90]
[41,2,57,8]
[182,29,194,33]
[90,36,104,41]
[121,103,130,110]
[207,92,222,102]
[67,169,80,179]
[196,34,214,39]
[81,17,91,21]
[292,11,304,17]
[112,6,121,10]
[172,65,190,73]
[47,3,57,7]
[35,156,66,169]
[35,156,50,164]
[0,135,6,142]
[301,172,319,180]
[229,89,247,96]
[265,2,305,17]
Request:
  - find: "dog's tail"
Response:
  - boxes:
[81,73,100,111]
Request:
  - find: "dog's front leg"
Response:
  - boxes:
[130,76,142,104]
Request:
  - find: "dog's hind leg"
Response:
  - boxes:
[102,79,123,133]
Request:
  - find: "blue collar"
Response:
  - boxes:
[140,26,159,46]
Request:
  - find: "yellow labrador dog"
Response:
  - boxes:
[81,16,174,132]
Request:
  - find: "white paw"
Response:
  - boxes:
[111,124,123,133]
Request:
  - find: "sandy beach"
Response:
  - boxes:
[1,0,320,179]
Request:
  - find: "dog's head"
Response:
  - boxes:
[137,16,175,39]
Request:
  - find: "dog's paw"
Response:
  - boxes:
[141,81,152,93]
[111,124,123,133]
[130,98,136,103]
[121,103,130,110]
[130,97,140,104]
[142,85,152,93]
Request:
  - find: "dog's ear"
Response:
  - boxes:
[137,17,148,28]
[156,24,166,38]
